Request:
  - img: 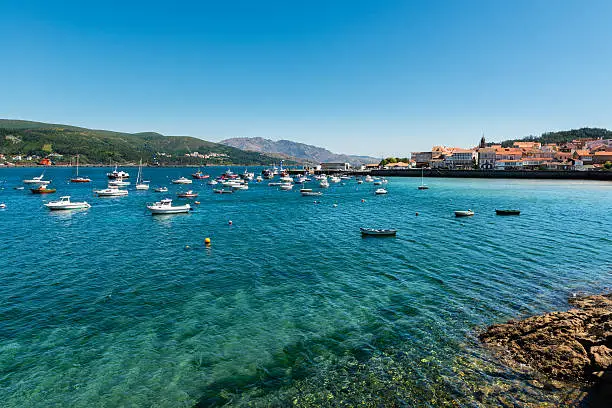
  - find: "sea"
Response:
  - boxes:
[0,166,610,407]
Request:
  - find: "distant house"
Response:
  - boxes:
[444,148,475,169]
[593,151,612,164]
[477,147,496,170]
[384,161,411,169]
[411,151,433,168]
[364,163,380,170]
[320,162,351,171]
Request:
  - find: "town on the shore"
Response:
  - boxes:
[1,135,611,172]
[321,135,612,172]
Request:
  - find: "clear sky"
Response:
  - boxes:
[1,0,611,156]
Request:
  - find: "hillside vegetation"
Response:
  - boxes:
[0,120,289,165]
[501,128,612,147]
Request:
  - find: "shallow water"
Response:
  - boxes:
[0,167,610,406]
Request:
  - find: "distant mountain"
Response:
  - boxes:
[219,137,379,165]
[500,127,612,147]
[0,119,292,165]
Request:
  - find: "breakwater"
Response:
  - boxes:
[364,169,612,181]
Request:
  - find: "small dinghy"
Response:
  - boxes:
[360,228,397,237]
[495,209,520,216]
[375,188,388,195]
[154,187,168,192]
[30,185,56,194]
[454,210,474,217]
[213,189,233,194]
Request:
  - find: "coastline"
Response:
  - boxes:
[479,293,612,406]
[368,168,612,181]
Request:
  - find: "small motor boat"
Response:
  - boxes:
[454,210,474,217]
[177,190,198,198]
[495,209,520,216]
[360,228,397,236]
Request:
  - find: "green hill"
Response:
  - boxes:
[500,127,612,147]
[0,119,293,165]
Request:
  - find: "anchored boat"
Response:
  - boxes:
[496,209,520,216]
[147,198,191,214]
[30,185,56,194]
[360,228,397,236]
[44,196,91,210]
[454,210,474,217]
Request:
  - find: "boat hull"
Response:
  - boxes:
[360,228,397,236]
[454,211,474,217]
[148,207,190,214]
[45,203,91,210]
[31,188,56,194]
[496,209,520,215]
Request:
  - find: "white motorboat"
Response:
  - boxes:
[207,180,218,186]
[279,183,293,191]
[301,191,323,197]
[319,180,330,188]
[44,196,91,210]
[107,165,130,179]
[108,178,131,187]
[135,159,149,190]
[172,177,193,184]
[154,187,168,192]
[364,175,374,182]
[330,176,341,183]
[256,176,263,182]
[375,188,388,195]
[280,176,293,183]
[23,173,51,185]
[232,184,248,190]
[268,182,282,186]
[147,198,191,214]
[95,187,129,197]
[0,203,6,209]
[373,180,382,186]
[340,175,351,180]
[455,210,474,217]
[357,179,363,184]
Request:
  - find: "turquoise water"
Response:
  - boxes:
[0,167,610,407]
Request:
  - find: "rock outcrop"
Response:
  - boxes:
[479,294,612,382]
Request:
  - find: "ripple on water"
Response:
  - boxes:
[0,168,610,406]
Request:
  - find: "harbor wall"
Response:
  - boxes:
[361,169,612,181]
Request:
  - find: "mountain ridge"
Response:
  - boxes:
[219,137,379,165]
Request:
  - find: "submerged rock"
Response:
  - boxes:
[479,293,612,383]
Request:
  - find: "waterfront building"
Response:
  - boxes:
[320,162,351,171]
[384,161,411,169]
[477,147,496,170]
[444,148,476,169]
[412,151,433,168]
[593,151,612,164]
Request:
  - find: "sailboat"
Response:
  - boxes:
[418,167,429,190]
[70,155,91,183]
[135,159,149,190]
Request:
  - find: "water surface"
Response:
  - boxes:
[0,167,610,406]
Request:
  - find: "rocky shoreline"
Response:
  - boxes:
[479,293,612,405]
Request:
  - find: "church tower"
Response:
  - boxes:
[479,134,486,149]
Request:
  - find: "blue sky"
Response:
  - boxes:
[1,0,611,156]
